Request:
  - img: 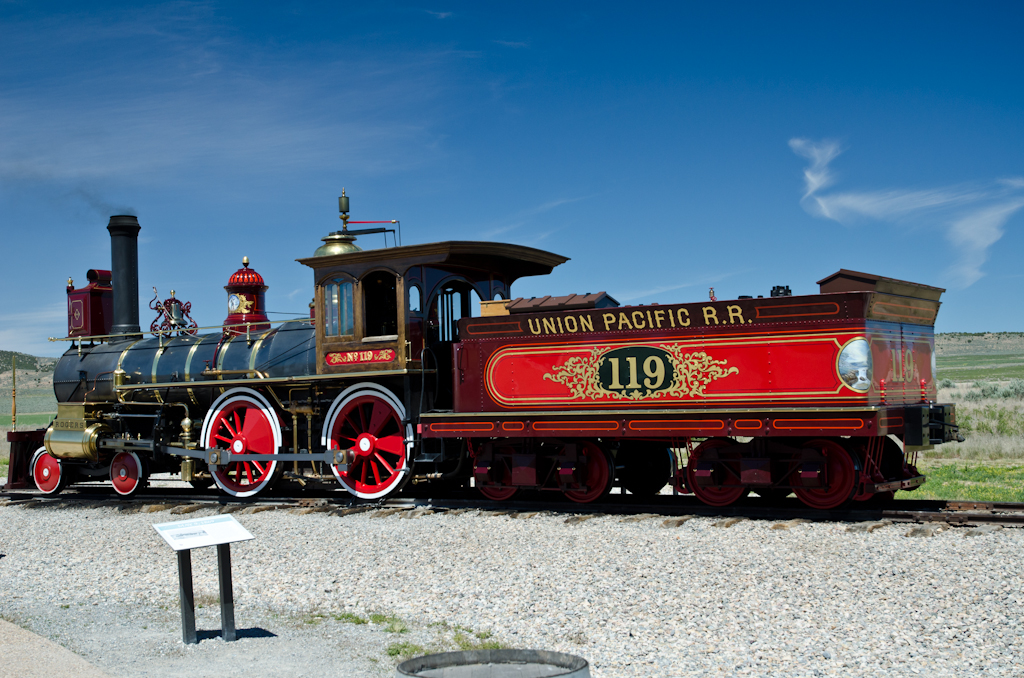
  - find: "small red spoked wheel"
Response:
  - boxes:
[793,438,859,510]
[323,384,411,500]
[477,447,517,501]
[201,388,282,498]
[686,438,746,507]
[110,451,147,497]
[564,442,613,504]
[31,446,69,495]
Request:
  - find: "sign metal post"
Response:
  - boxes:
[217,544,236,642]
[154,515,254,644]
[177,550,197,644]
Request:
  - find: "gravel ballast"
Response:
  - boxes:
[1,500,1022,677]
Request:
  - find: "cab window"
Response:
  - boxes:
[363,270,398,338]
[324,278,354,337]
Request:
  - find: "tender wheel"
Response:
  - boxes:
[477,447,517,501]
[110,451,148,497]
[685,438,746,507]
[478,485,517,501]
[201,388,283,498]
[323,383,412,500]
[792,438,859,510]
[618,443,673,496]
[30,446,69,495]
[564,442,613,504]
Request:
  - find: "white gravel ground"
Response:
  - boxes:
[1,499,1022,678]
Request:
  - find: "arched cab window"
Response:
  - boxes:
[429,281,481,343]
[323,278,354,337]
[408,284,422,314]
[363,270,398,339]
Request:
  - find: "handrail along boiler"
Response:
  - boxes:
[31,202,960,508]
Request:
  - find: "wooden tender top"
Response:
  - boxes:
[817,269,944,301]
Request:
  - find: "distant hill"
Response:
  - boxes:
[935,333,1024,357]
[0,350,57,373]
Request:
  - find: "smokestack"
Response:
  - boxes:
[107,215,141,336]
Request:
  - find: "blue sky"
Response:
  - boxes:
[2,1,1022,356]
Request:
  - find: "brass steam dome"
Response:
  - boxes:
[313,230,362,257]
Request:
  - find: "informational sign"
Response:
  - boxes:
[153,515,254,551]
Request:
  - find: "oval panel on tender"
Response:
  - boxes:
[597,346,674,398]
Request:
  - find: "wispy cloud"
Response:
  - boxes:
[494,40,529,48]
[616,269,742,302]
[0,6,455,196]
[790,138,1024,287]
[479,196,590,238]
[425,10,452,19]
[788,138,841,200]
[0,305,69,357]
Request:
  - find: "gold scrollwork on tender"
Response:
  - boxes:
[661,344,739,398]
[543,344,739,401]
[543,347,610,400]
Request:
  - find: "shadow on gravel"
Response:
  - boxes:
[195,628,277,642]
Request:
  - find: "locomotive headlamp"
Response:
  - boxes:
[837,338,872,392]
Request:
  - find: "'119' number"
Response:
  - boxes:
[605,355,666,390]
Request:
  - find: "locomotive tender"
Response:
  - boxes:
[30,205,960,510]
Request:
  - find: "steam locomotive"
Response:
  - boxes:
[27,202,960,509]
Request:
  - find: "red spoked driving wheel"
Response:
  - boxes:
[793,438,859,510]
[201,388,282,498]
[686,438,746,507]
[323,384,411,500]
[31,446,69,495]
[110,451,147,497]
[564,442,613,504]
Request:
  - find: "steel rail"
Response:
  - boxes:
[4,487,1024,527]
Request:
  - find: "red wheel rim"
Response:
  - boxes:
[31,447,63,494]
[110,451,144,496]
[564,442,612,503]
[686,438,746,507]
[328,393,408,499]
[205,396,279,497]
[793,439,858,510]
[479,485,517,501]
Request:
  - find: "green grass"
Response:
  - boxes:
[936,354,1024,381]
[301,612,327,626]
[370,613,408,633]
[333,612,367,624]
[957,403,1024,436]
[386,641,425,658]
[898,464,1024,502]
[8,413,55,427]
[453,629,504,650]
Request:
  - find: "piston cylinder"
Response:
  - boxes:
[44,421,110,461]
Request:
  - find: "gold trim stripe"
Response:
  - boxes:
[184,335,206,405]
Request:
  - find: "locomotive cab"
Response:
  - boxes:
[297,235,568,409]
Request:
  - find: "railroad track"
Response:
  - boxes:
[4,485,1024,527]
